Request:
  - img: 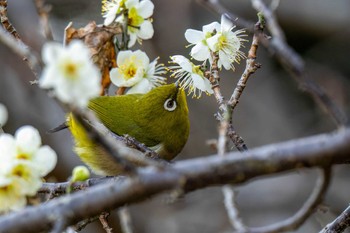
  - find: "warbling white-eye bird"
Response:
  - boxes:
[55,84,190,176]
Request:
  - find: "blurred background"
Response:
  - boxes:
[1,0,350,232]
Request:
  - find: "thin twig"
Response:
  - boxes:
[0,0,21,40]
[220,14,265,230]
[99,212,113,233]
[1,127,350,233]
[0,20,41,75]
[118,207,134,233]
[34,0,54,40]
[208,49,247,231]
[228,14,264,110]
[227,124,248,152]
[208,53,225,112]
[73,216,100,232]
[209,52,230,156]
[249,168,331,233]
[225,14,264,153]
[319,205,350,233]
[38,176,125,195]
[222,185,247,232]
[122,135,163,161]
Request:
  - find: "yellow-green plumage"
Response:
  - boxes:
[68,84,190,176]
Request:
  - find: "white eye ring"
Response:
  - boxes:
[164,98,177,111]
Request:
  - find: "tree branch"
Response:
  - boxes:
[0,0,21,40]
[320,205,350,233]
[228,14,263,111]
[0,128,349,233]
[222,185,247,232]
[0,19,41,76]
[34,0,54,41]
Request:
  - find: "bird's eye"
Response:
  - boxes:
[164,98,177,111]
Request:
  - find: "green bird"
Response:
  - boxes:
[66,84,189,176]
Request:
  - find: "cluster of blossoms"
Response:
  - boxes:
[102,0,165,94]
[110,50,166,94]
[102,0,154,48]
[38,1,246,101]
[185,15,246,70]
[0,126,57,213]
[169,15,246,98]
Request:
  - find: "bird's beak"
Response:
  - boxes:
[174,82,180,97]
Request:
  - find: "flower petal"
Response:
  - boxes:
[103,5,119,25]
[126,78,151,94]
[221,14,234,32]
[192,74,213,93]
[133,50,150,67]
[33,145,57,176]
[202,21,221,34]
[110,68,144,87]
[128,33,137,48]
[117,50,133,65]
[206,34,220,51]
[0,103,8,127]
[125,0,138,8]
[171,55,192,73]
[218,50,232,70]
[138,20,154,40]
[191,43,210,61]
[137,0,154,18]
[185,29,204,44]
[15,126,41,155]
[0,134,17,170]
[42,42,62,64]
[146,58,157,76]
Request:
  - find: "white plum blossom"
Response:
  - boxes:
[126,57,166,94]
[0,177,26,212]
[0,126,57,213]
[184,15,246,70]
[39,40,101,108]
[5,161,42,196]
[0,103,8,128]
[110,50,166,94]
[102,0,127,26]
[207,15,246,70]
[110,50,149,87]
[169,55,213,98]
[116,0,154,47]
[185,21,220,62]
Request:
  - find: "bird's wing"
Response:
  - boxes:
[88,95,141,136]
